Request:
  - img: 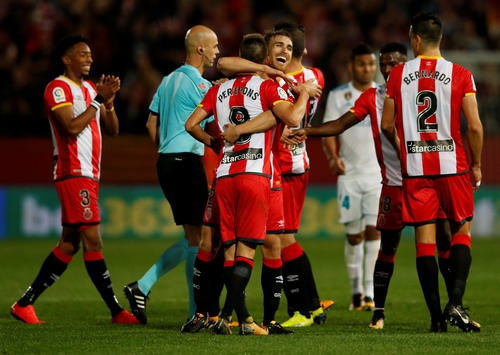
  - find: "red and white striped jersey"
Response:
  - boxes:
[350,84,402,186]
[386,56,476,177]
[279,66,324,175]
[199,75,291,179]
[44,76,102,181]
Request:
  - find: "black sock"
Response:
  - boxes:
[220,260,253,320]
[192,255,212,316]
[261,263,282,325]
[18,249,70,307]
[438,255,453,300]
[84,253,122,317]
[282,254,311,316]
[416,256,442,323]
[207,249,225,317]
[449,244,472,306]
[373,259,394,310]
[302,252,321,311]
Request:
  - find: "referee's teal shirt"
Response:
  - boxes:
[149,64,213,156]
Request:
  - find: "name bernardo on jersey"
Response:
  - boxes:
[221,148,263,164]
[407,139,455,153]
[403,70,451,85]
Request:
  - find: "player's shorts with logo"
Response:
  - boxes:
[55,177,100,230]
[215,174,270,247]
[402,174,474,225]
[267,188,285,234]
[337,174,381,226]
[376,184,403,231]
[282,171,309,233]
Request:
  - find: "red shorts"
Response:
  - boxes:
[282,172,308,233]
[215,174,270,246]
[377,184,403,231]
[55,177,100,229]
[402,174,474,225]
[267,189,285,234]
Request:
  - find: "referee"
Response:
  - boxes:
[124,25,220,324]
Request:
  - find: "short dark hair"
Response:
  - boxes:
[263,29,292,47]
[54,34,87,60]
[273,21,305,59]
[409,11,442,44]
[351,43,374,61]
[380,42,408,56]
[239,33,267,64]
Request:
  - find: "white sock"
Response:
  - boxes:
[344,241,364,295]
[364,239,381,299]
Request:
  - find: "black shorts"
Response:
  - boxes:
[157,153,208,226]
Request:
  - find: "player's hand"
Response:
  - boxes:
[212,78,229,85]
[299,78,322,99]
[288,128,307,141]
[97,75,121,102]
[261,66,293,86]
[329,157,345,175]
[280,126,300,148]
[221,124,240,144]
[471,164,482,192]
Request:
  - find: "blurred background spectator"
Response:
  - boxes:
[1,0,499,136]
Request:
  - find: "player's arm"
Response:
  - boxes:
[272,84,309,127]
[146,112,159,145]
[380,96,400,158]
[462,94,483,190]
[52,75,117,137]
[300,78,322,100]
[221,110,277,144]
[322,135,344,175]
[100,75,120,137]
[217,57,292,85]
[292,111,360,140]
[185,106,218,150]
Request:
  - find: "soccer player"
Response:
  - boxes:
[185,32,310,335]
[10,35,138,325]
[219,24,331,328]
[270,21,333,328]
[289,42,453,331]
[322,43,380,311]
[124,25,219,324]
[381,11,482,332]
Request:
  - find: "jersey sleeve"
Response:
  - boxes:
[456,65,477,97]
[263,80,292,109]
[385,65,403,100]
[198,85,218,116]
[349,88,373,121]
[311,67,325,89]
[44,80,73,111]
[149,76,167,114]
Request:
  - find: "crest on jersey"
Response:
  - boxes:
[53,87,66,103]
[83,208,93,220]
[344,91,352,101]
[229,106,251,144]
[278,87,288,100]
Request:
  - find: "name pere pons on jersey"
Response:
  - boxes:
[218,86,259,102]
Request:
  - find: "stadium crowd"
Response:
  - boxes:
[1,0,499,135]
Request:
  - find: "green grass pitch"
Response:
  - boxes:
[1,237,499,354]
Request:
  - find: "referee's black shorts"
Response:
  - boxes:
[156,153,208,226]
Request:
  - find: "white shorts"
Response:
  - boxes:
[337,175,382,228]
